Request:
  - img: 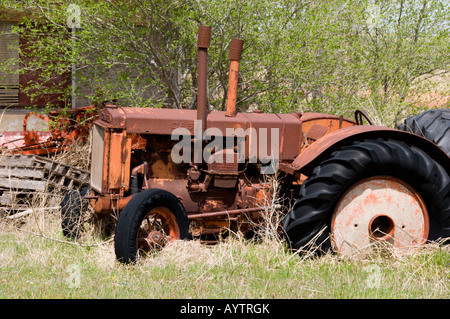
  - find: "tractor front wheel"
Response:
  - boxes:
[114,189,190,264]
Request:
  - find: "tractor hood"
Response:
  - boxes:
[96,105,304,161]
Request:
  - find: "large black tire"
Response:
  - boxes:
[114,188,190,264]
[397,109,450,156]
[61,186,90,239]
[283,138,450,252]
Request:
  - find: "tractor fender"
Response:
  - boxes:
[292,125,450,176]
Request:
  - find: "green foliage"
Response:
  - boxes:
[1,0,448,126]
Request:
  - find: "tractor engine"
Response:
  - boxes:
[88,104,310,237]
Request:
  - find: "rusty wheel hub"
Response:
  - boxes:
[146,230,165,248]
[331,176,429,256]
[137,207,180,253]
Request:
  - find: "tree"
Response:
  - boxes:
[1,0,448,126]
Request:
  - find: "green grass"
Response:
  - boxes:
[0,211,449,299]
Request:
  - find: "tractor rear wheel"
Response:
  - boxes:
[283,139,450,256]
[114,189,190,264]
[397,108,450,156]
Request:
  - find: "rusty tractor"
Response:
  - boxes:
[60,26,450,263]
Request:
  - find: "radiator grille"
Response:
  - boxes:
[90,125,105,192]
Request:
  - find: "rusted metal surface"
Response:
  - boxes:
[97,107,303,161]
[137,206,180,251]
[188,207,265,220]
[299,113,355,146]
[206,149,239,188]
[226,38,244,118]
[305,123,329,142]
[197,26,211,136]
[100,107,195,134]
[91,193,133,214]
[331,176,429,257]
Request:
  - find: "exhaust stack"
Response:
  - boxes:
[226,38,244,117]
[197,26,211,132]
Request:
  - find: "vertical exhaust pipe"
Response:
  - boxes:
[197,26,211,133]
[226,38,244,117]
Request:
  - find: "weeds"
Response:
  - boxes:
[0,201,449,298]
[1,212,448,299]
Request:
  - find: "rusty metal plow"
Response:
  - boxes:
[1,106,96,156]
